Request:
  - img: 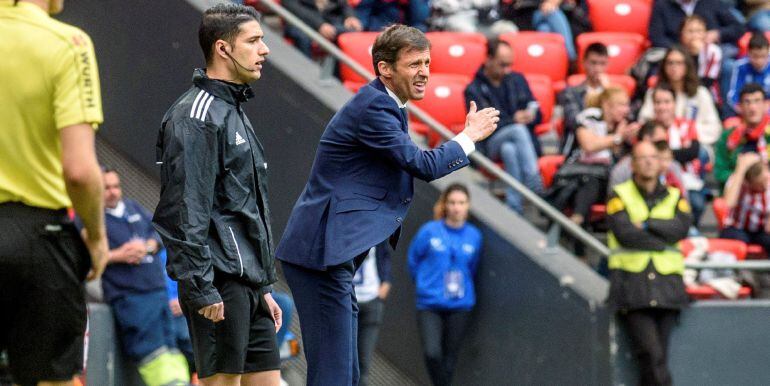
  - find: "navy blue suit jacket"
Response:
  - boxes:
[276,78,469,270]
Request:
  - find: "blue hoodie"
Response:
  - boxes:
[408,220,482,311]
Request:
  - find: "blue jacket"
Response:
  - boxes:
[102,199,165,302]
[648,0,744,48]
[408,220,482,311]
[355,0,430,32]
[727,57,770,107]
[276,78,469,270]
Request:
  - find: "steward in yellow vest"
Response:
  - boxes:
[606,140,692,386]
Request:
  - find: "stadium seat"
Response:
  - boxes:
[337,32,379,83]
[738,31,770,57]
[538,155,566,189]
[523,73,555,124]
[343,81,366,93]
[577,32,646,75]
[680,238,753,300]
[425,32,487,78]
[587,0,652,38]
[566,74,637,96]
[411,74,471,147]
[712,198,767,259]
[499,32,568,82]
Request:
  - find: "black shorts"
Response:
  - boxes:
[181,274,280,378]
[0,203,91,386]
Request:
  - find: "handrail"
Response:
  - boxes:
[256,0,612,258]
[254,0,770,272]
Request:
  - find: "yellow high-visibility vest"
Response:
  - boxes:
[607,180,684,275]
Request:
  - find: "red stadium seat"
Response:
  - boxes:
[712,197,729,230]
[343,81,366,93]
[411,74,471,147]
[337,32,379,83]
[538,155,566,189]
[425,32,487,78]
[712,198,767,259]
[577,32,646,75]
[587,0,652,38]
[738,31,770,57]
[566,74,637,96]
[500,32,568,82]
[680,238,753,300]
[523,73,555,123]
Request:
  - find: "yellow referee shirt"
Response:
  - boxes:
[0,0,103,210]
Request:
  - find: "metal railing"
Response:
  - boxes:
[254,0,770,271]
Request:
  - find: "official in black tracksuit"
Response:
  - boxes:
[152,4,282,383]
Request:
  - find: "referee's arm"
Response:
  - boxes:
[62,124,108,280]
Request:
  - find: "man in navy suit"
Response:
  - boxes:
[275,24,500,385]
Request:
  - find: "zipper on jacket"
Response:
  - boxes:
[228,226,245,277]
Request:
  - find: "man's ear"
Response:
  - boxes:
[377,61,393,79]
[215,40,230,60]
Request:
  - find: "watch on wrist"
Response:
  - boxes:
[613,133,623,145]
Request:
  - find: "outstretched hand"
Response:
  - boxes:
[463,101,500,142]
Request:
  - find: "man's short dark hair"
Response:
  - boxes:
[100,164,117,174]
[651,84,676,102]
[583,42,608,59]
[486,37,511,58]
[636,121,665,142]
[739,83,767,101]
[371,24,430,76]
[749,32,770,51]
[199,4,261,64]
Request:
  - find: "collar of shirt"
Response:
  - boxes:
[192,68,254,105]
[384,85,407,109]
[676,0,697,15]
[106,200,126,218]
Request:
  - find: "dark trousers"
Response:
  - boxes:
[417,310,471,386]
[357,298,384,386]
[282,259,360,386]
[720,227,770,253]
[620,308,679,386]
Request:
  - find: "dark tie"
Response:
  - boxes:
[400,108,408,125]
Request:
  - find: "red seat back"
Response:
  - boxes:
[712,197,729,231]
[337,32,379,83]
[500,32,568,82]
[412,74,471,146]
[538,155,566,189]
[425,32,487,78]
[587,0,652,37]
[577,32,646,75]
[523,74,555,123]
[680,238,747,260]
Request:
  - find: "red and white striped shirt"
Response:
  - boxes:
[726,184,770,232]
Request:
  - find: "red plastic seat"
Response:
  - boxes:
[425,32,487,78]
[577,32,646,75]
[566,74,637,97]
[680,238,753,300]
[738,31,770,57]
[711,198,767,259]
[523,73,555,124]
[337,32,379,83]
[500,32,568,82]
[411,74,471,147]
[587,0,652,38]
[343,81,366,93]
[538,155,566,189]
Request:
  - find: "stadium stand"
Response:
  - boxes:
[424,31,487,78]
